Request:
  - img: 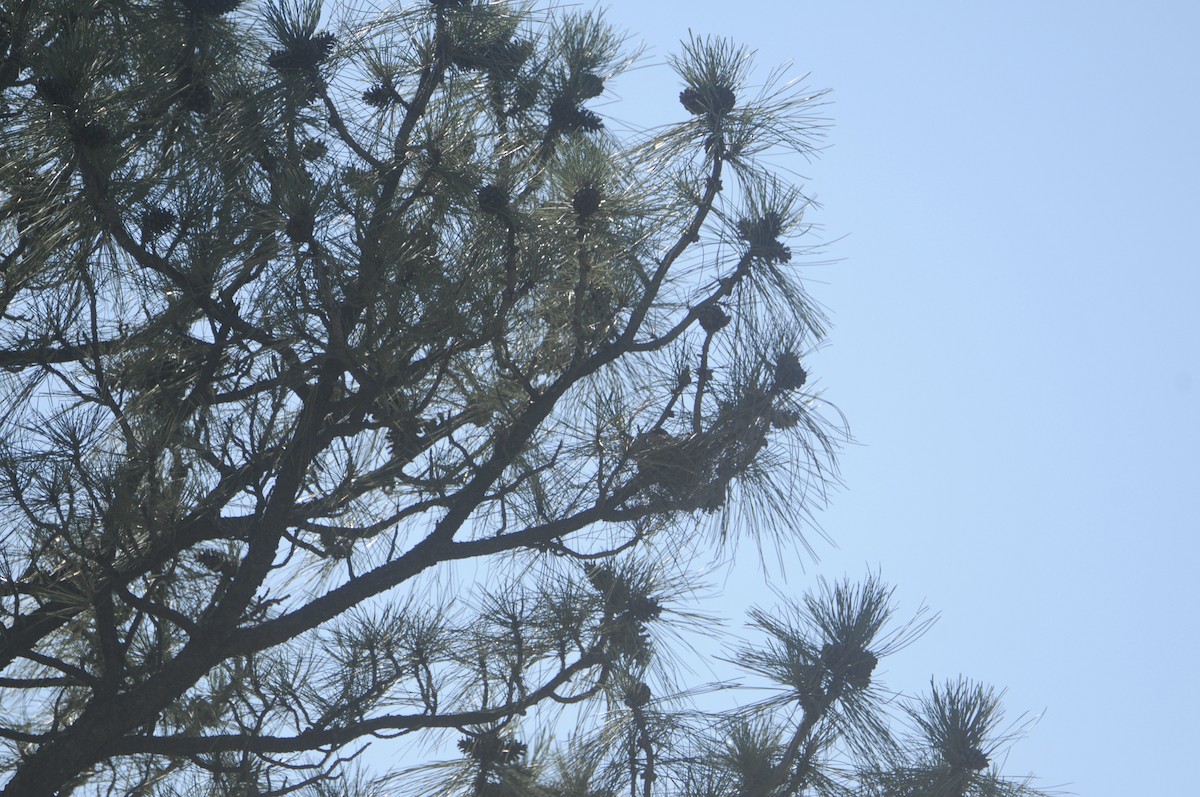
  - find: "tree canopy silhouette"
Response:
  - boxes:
[0,1,1052,795]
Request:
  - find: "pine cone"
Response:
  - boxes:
[548,95,603,135]
[362,83,396,108]
[679,84,736,116]
[299,139,327,160]
[623,681,652,708]
[458,732,527,765]
[950,745,990,772]
[36,76,76,106]
[696,304,730,334]
[285,210,315,242]
[141,206,177,239]
[737,211,791,263]
[477,184,511,217]
[180,0,242,15]
[576,72,605,99]
[572,185,602,218]
[268,32,336,73]
[772,352,807,393]
[820,641,878,690]
[74,122,111,149]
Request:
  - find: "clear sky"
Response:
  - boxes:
[595,1,1200,795]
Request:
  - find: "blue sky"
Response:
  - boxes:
[597,1,1200,795]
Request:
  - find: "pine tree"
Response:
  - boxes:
[0,1,1052,795]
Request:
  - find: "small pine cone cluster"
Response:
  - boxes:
[180,81,214,114]
[679,84,736,116]
[195,548,237,577]
[950,745,990,772]
[548,94,603,135]
[74,121,111,149]
[36,76,77,107]
[623,681,652,709]
[696,304,730,334]
[362,82,398,109]
[268,32,336,73]
[477,184,511,218]
[737,211,791,264]
[452,38,533,79]
[141,206,177,239]
[820,641,878,691]
[575,72,605,100]
[771,408,801,430]
[180,0,242,15]
[771,351,807,393]
[285,209,316,243]
[457,732,527,765]
[299,139,327,160]
[572,185,602,219]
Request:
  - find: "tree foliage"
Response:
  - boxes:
[0,1,1051,795]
